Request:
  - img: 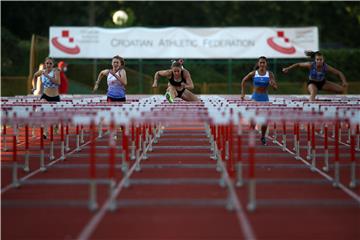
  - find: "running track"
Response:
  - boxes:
[1,94,359,240]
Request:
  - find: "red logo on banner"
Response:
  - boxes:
[51,30,80,55]
[267,31,296,54]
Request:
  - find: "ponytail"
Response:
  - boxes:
[305,50,322,60]
[170,59,184,68]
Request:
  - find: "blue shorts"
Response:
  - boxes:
[251,92,269,102]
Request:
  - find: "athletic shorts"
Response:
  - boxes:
[251,92,269,102]
[107,96,126,102]
[307,80,326,90]
[176,88,186,98]
[40,93,60,102]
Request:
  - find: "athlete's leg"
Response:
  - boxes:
[165,85,177,103]
[166,85,177,98]
[261,125,267,145]
[321,81,345,94]
[180,89,199,101]
[307,83,318,101]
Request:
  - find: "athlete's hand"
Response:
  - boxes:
[152,82,158,88]
[93,84,98,92]
[282,68,289,74]
[109,70,120,77]
[342,81,349,88]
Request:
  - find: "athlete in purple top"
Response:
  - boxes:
[282,51,348,101]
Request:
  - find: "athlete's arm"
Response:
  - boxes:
[32,70,43,93]
[181,69,194,90]
[93,69,108,92]
[241,71,255,99]
[152,70,170,88]
[269,71,278,90]
[282,62,311,74]
[326,65,348,87]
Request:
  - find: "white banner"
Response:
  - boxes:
[49,27,318,59]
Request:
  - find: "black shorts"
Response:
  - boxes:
[307,80,326,90]
[40,94,60,102]
[107,96,126,102]
[176,88,186,98]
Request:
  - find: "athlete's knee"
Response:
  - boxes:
[338,87,345,94]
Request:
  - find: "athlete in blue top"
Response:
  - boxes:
[93,55,127,102]
[152,59,198,103]
[241,56,278,145]
[32,57,61,102]
[282,51,348,101]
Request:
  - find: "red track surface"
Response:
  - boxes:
[1,99,360,240]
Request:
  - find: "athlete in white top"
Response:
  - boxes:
[32,57,61,102]
[93,55,127,102]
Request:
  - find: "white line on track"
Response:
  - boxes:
[1,136,95,194]
[267,136,360,203]
[217,159,257,240]
[77,134,157,240]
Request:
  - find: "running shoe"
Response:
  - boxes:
[165,92,174,103]
[261,137,266,145]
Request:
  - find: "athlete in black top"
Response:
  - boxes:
[152,60,199,103]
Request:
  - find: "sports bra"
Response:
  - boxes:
[253,70,270,87]
[309,62,327,82]
[41,70,59,89]
[169,71,186,86]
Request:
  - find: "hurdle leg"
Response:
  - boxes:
[247,130,256,212]
[60,124,65,160]
[39,127,46,172]
[32,125,36,138]
[49,125,55,160]
[349,131,356,188]
[76,125,81,151]
[131,140,136,160]
[333,121,340,188]
[88,181,98,211]
[247,179,256,212]
[65,125,70,151]
[107,179,117,211]
[282,121,287,151]
[235,162,244,187]
[12,131,20,188]
[219,164,226,188]
[349,162,356,188]
[272,122,277,143]
[225,140,229,160]
[2,125,7,151]
[322,124,329,172]
[142,137,148,160]
[24,125,30,172]
[80,125,85,143]
[356,124,359,151]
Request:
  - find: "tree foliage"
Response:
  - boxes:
[1,1,360,47]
